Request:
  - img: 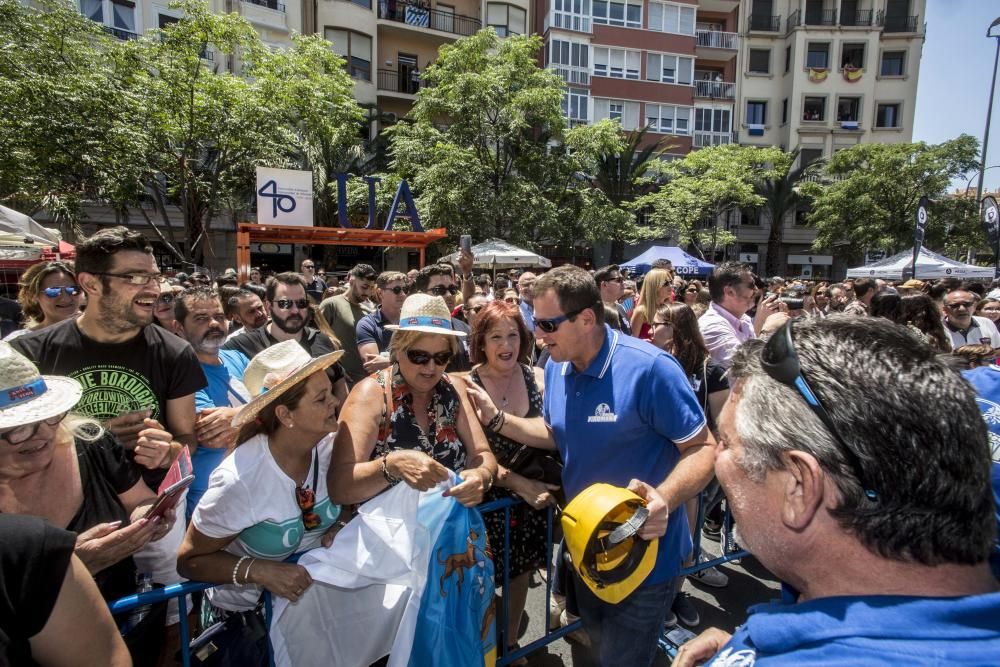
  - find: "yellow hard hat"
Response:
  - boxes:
[561,483,658,604]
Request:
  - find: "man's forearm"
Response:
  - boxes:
[656,436,717,512]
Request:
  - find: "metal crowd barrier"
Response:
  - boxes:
[109,495,746,666]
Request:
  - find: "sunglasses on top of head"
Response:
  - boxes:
[406,349,453,367]
[42,286,81,298]
[532,305,589,334]
[760,317,878,502]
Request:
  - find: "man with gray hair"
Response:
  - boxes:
[674,316,1000,666]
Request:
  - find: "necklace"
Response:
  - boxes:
[483,366,518,409]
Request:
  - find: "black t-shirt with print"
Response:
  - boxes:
[11,319,206,488]
[0,515,76,667]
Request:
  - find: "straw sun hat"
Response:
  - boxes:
[232,339,344,428]
[385,293,466,337]
[0,342,82,430]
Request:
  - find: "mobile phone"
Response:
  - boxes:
[460,235,472,254]
[144,474,195,520]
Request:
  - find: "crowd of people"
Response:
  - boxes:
[0,227,998,667]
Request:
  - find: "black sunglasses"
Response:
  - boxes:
[157,292,176,304]
[761,318,877,501]
[406,349,453,367]
[532,305,588,334]
[381,286,407,295]
[427,285,460,296]
[274,298,310,310]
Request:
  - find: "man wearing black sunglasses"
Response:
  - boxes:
[414,263,471,371]
[531,265,716,667]
[943,288,1000,350]
[357,270,408,374]
[676,315,1000,667]
[594,264,631,335]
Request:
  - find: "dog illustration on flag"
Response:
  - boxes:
[438,529,481,597]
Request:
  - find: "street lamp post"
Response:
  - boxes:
[976,17,1000,207]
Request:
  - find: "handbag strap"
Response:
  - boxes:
[381,368,393,428]
[701,357,709,416]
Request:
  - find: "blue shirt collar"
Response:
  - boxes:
[561,324,619,379]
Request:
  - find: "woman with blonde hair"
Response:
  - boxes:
[5,260,81,340]
[629,268,674,340]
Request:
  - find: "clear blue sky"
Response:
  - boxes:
[912,0,1000,195]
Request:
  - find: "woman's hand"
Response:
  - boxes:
[509,475,559,510]
[249,561,313,603]
[464,382,499,426]
[75,519,160,574]
[387,450,450,491]
[129,505,177,543]
[444,468,488,507]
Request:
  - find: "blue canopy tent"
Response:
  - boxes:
[621,246,715,278]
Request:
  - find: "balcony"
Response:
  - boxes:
[747,14,780,32]
[379,3,481,37]
[104,26,140,40]
[879,12,919,33]
[696,30,738,50]
[840,9,873,27]
[803,8,836,27]
[244,0,286,11]
[551,66,590,86]
[693,131,737,148]
[694,79,735,100]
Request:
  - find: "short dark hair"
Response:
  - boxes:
[593,264,621,287]
[225,288,257,318]
[265,272,308,302]
[75,227,152,277]
[349,263,377,281]
[414,264,455,292]
[707,261,750,302]
[376,271,407,288]
[650,258,673,270]
[468,301,533,365]
[729,316,995,567]
[175,286,220,324]
[531,264,602,321]
[216,274,238,288]
[852,278,876,299]
[240,283,266,300]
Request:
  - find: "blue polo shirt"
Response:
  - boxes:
[356,308,393,352]
[709,591,1000,665]
[543,325,707,584]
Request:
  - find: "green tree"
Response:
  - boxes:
[800,136,980,261]
[387,29,634,249]
[756,149,817,276]
[636,144,788,260]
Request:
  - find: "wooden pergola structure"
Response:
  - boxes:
[235,224,448,282]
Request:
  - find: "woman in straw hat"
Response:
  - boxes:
[178,340,346,614]
[0,342,175,603]
[329,293,497,507]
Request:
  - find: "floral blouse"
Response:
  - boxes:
[371,366,466,473]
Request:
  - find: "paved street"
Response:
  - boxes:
[506,542,781,666]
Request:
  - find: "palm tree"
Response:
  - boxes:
[594,126,673,263]
[756,149,816,276]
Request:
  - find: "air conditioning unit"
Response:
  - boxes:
[381,112,398,124]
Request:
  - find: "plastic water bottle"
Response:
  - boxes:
[125,573,154,632]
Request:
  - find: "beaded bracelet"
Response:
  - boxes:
[382,451,400,485]
[232,556,250,587]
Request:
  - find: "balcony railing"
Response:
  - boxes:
[693,131,737,148]
[695,30,738,50]
[694,80,735,100]
[379,3,481,37]
[786,9,800,32]
[840,9,873,26]
[104,25,140,40]
[244,0,286,10]
[748,14,780,32]
[803,8,836,26]
[879,12,919,33]
[552,66,590,86]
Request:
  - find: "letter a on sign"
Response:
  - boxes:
[384,179,423,232]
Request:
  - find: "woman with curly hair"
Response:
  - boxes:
[4,261,81,341]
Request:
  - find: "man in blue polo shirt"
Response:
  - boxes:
[674,317,1000,667]
[532,265,717,667]
[356,270,408,375]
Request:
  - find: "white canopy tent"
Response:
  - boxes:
[441,238,552,269]
[0,205,61,247]
[845,247,994,280]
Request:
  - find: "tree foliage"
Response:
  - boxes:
[801,136,981,259]
[756,149,817,276]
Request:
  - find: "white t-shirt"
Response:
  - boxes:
[946,315,1000,350]
[192,433,340,611]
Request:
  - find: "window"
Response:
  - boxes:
[837,97,861,122]
[806,43,829,69]
[548,39,589,68]
[158,13,179,28]
[553,0,591,32]
[325,28,372,81]
[82,0,103,22]
[803,96,825,121]
[694,107,732,134]
[646,104,692,135]
[563,87,590,123]
[795,208,809,225]
[781,98,788,124]
[800,148,823,168]
[746,100,766,125]
[880,50,906,76]
[646,53,694,85]
[593,47,640,80]
[594,98,640,130]
[784,45,791,73]
[592,0,641,28]
[875,103,901,128]
[648,1,696,35]
[748,49,770,74]
[741,209,760,226]
[111,0,136,32]
[841,43,865,69]
[487,3,526,35]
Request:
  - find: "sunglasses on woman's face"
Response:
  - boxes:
[42,286,81,298]
[406,349,453,367]
[157,292,176,304]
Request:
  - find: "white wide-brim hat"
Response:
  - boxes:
[0,342,82,429]
[385,293,466,337]
[232,339,344,428]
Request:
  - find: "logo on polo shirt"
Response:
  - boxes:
[587,403,617,423]
[708,647,756,666]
